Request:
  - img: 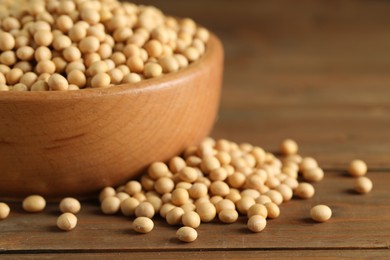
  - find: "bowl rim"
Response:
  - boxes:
[0,33,221,102]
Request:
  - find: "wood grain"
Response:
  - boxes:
[4,250,389,260]
[1,0,390,258]
[0,172,389,253]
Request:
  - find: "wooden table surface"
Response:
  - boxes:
[1,0,390,258]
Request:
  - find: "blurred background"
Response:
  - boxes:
[131,0,390,168]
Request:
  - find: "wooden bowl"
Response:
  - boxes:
[0,34,223,199]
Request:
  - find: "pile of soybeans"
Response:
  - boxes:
[0,0,209,91]
[0,137,373,242]
[97,137,373,242]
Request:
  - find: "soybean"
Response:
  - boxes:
[23,195,46,213]
[354,176,373,194]
[57,213,77,231]
[133,217,154,234]
[176,226,197,242]
[0,202,10,220]
[247,215,267,233]
[59,197,81,214]
[348,160,368,177]
[310,205,332,222]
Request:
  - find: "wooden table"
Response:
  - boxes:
[1,0,390,258]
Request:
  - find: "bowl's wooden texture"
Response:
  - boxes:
[0,34,223,199]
